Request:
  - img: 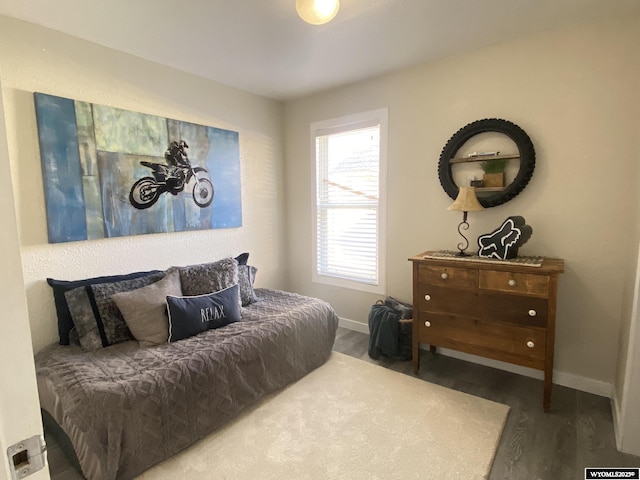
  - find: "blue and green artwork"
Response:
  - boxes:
[34,92,242,243]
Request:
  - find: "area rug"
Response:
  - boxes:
[136,352,510,480]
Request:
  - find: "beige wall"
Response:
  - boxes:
[284,13,640,387]
[0,15,287,353]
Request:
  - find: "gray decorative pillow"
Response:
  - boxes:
[91,272,165,345]
[47,269,163,345]
[111,269,182,347]
[178,257,239,297]
[65,271,165,351]
[64,286,104,352]
[238,264,258,306]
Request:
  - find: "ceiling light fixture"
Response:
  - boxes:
[296,0,340,25]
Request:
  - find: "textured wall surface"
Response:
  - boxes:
[0,15,287,353]
[284,12,640,389]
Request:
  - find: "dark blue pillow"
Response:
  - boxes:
[235,252,250,265]
[47,270,163,345]
[167,284,241,342]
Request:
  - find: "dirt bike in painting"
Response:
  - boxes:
[129,140,214,209]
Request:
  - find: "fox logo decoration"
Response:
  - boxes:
[477,216,532,260]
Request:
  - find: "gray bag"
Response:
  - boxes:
[384,296,413,319]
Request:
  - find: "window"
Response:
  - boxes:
[311,108,387,294]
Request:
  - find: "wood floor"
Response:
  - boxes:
[46,326,639,480]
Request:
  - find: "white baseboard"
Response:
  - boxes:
[338,317,369,334]
[339,317,613,398]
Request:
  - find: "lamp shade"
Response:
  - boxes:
[296,0,340,25]
[448,187,485,212]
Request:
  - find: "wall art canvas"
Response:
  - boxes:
[34,92,242,243]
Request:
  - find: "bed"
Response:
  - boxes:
[35,288,339,480]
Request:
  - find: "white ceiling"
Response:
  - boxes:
[0,0,638,101]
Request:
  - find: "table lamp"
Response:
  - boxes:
[447,187,485,256]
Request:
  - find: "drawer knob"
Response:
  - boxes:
[526,341,535,348]
[440,272,448,280]
[508,279,517,287]
[424,321,431,327]
[528,309,537,317]
[424,294,431,301]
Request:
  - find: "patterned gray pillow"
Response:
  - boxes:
[65,271,165,351]
[178,257,239,297]
[64,286,104,352]
[238,264,258,306]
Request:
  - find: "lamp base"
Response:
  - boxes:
[455,219,471,257]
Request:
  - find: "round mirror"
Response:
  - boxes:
[438,118,536,208]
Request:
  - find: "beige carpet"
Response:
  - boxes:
[137,352,510,480]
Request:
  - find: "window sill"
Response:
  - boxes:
[313,273,385,295]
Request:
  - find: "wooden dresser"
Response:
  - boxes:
[409,251,564,411]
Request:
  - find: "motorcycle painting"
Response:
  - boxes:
[35,92,242,243]
[129,140,214,209]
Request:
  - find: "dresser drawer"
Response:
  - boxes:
[477,292,548,328]
[479,270,549,297]
[415,285,477,317]
[418,264,477,288]
[416,286,548,328]
[417,312,546,365]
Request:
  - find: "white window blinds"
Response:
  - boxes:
[312,109,387,293]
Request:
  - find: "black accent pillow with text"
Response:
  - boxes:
[166,284,241,342]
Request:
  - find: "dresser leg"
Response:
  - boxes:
[412,342,420,374]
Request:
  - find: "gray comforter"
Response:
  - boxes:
[35,289,339,480]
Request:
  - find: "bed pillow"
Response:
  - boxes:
[111,269,182,347]
[238,264,258,306]
[64,287,105,352]
[65,272,165,351]
[178,257,239,297]
[235,252,250,266]
[47,270,163,345]
[167,284,241,343]
[235,252,258,306]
